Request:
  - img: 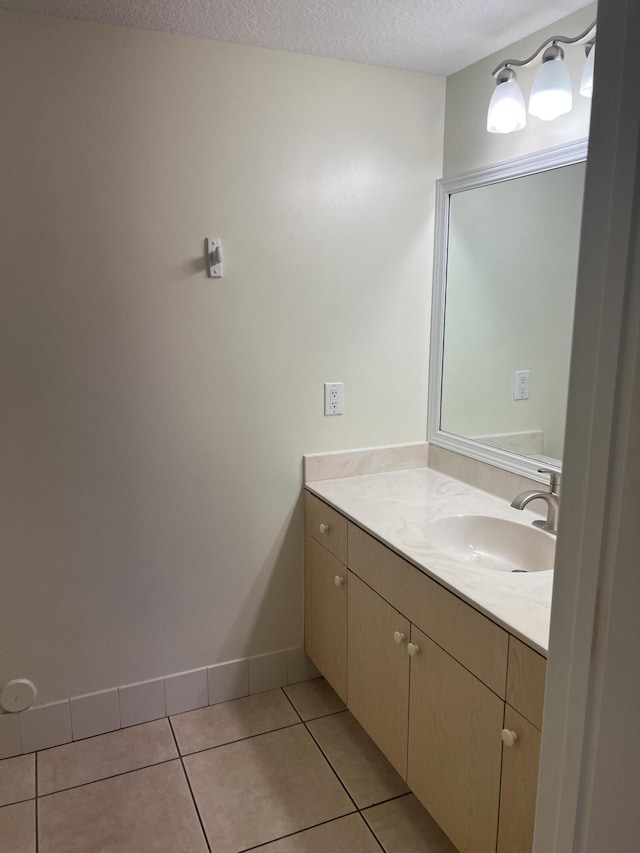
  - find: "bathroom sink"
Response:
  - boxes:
[423,514,555,573]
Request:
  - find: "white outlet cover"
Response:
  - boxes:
[0,679,38,713]
[324,382,344,415]
[514,370,530,401]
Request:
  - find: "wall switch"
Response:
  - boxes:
[514,370,530,401]
[324,382,343,416]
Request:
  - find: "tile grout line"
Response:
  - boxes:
[0,796,37,809]
[283,689,410,820]
[36,756,180,799]
[279,686,304,723]
[29,686,391,845]
[27,685,338,760]
[30,723,384,803]
[302,720,359,812]
[32,718,304,799]
[237,812,379,852]
[360,791,413,811]
[359,811,390,853]
[179,720,302,758]
[302,708,348,722]
[303,718,414,814]
[29,685,401,853]
[167,715,212,853]
[32,708,293,758]
[33,715,169,755]
[279,685,349,725]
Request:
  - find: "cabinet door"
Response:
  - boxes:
[304,536,347,701]
[497,706,541,853]
[408,625,504,853]
[347,571,411,777]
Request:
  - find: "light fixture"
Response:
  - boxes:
[487,67,526,134]
[488,19,596,134]
[529,44,572,121]
[580,43,595,98]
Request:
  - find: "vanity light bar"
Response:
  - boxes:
[487,20,596,134]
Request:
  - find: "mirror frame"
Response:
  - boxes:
[427,139,589,483]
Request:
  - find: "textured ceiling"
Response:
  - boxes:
[1,0,594,75]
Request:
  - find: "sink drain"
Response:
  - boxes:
[511,569,528,573]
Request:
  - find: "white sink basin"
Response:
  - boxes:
[423,514,555,573]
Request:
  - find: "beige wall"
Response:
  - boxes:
[444,4,596,177]
[0,11,445,704]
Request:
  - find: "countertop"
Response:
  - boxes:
[305,466,553,656]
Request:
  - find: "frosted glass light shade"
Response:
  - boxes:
[529,57,573,120]
[487,80,526,134]
[580,45,595,97]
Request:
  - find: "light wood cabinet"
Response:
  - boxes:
[347,571,411,777]
[348,522,508,696]
[506,637,547,730]
[408,625,504,853]
[303,489,546,853]
[304,491,348,563]
[304,535,347,701]
[497,706,542,853]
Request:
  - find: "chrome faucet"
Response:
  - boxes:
[511,468,561,535]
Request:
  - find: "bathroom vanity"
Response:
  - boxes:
[303,467,551,853]
[301,137,586,853]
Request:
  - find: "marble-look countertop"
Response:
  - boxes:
[306,467,553,656]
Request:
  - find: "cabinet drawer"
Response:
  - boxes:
[348,523,508,697]
[506,637,546,729]
[304,491,348,564]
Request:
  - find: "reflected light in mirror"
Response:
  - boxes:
[580,44,595,98]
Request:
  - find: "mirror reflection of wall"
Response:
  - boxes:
[440,161,586,466]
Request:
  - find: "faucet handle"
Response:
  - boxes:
[538,468,561,495]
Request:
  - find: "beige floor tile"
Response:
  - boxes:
[307,711,409,808]
[171,688,298,755]
[37,717,177,795]
[184,724,354,852]
[284,678,346,721]
[363,794,457,852]
[38,760,207,853]
[255,814,381,852]
[0,800,36,853]
[0,754,35,806]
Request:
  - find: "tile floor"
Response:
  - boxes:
[0,678,456,853]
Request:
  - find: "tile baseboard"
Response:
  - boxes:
[10,647,318,755]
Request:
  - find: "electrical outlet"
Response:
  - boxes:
[514,370,530,400]
[324,382,344,415]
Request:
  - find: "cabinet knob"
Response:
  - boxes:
[407,643,420,657]
[334,575,345,587]
[393,631,406,645]
[501,729,519,748]
[319,523,329,534]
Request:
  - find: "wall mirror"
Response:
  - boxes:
[428,140,587,481]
